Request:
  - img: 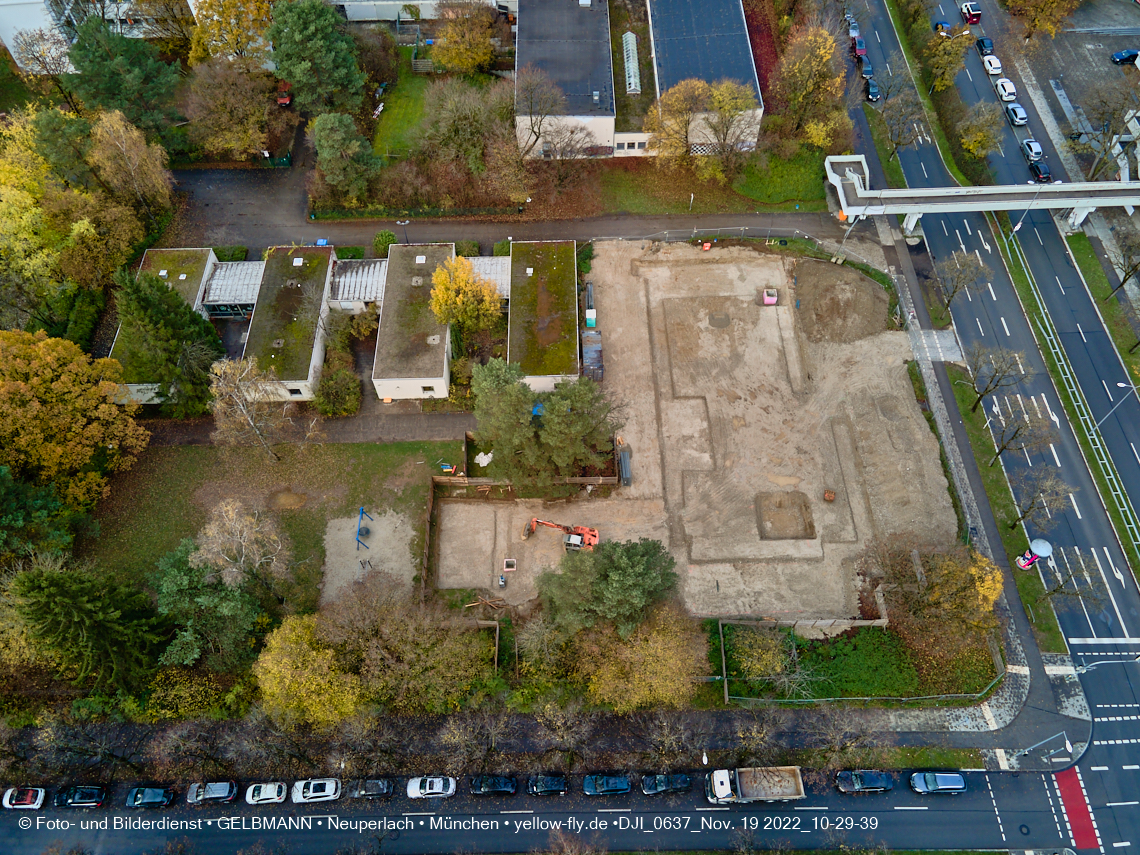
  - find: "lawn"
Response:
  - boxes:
[373,47,430,159]
[139,248,211,304]
[1066,232,1140,379]
[732,148,829,208]
[80,441,462,612]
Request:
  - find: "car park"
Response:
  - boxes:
[641,774,692,795]
[960,1,981,24]
[407,777,456,799]
[54,786,106,809]
[186,781,238,805]
[346,779,395,799]
[470,775,517,796]
[860,56,874,78]
[1112,49,1140,64]
[851,37,866,56]
[1020,138,1044,161]
[1029,160,1053,183]
[1005,102,1028,126]
[583,774,632,796]
[983,55,1002,75]
[975,36,994,56]
[527,774,568,796]
[865,78,881,101]
[245,782,287,805]
[835,770,894,794]
[995,78,1017,101]
[126,787,175,809]
[3,787,45,809]
[292,779,341,803]
[909,771,967,794]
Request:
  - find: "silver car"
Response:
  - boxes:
[1005,103,1028,126]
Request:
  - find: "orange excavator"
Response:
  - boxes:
[521,518,600,552]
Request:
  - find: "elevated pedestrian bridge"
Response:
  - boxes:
[825,154,1140,232]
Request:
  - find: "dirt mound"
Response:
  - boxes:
[794,259,888,343]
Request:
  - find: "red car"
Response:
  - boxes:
[851,36,867,56]
[276,81,293,107]
[960,2,981,24]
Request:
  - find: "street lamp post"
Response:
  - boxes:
[396,220,410,243]
[1076,654,1140,674]
[928,30,971,94]
[1015,731,1074,759]
[1095,382,1139,429]
[1012,183,1047,234]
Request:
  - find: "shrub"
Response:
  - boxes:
[26,285,106,352]
[144,667,228,721]
[455,239,480,257]
[492,239,512,256]
[576,242,594,276]
[212,246,248,262]
[335,246,365,259]
[372,230,397,257]
[314,365,362,417]
[349,305,380,340]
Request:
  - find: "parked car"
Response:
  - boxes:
[527,774,568,796]
[126,787,175,809]
[960,1,981,24]
[54,786,106,809]
[470,775,517,796]
[1030,160,1054,183]
[865,78,881,102]
[291,779,341,803]
[851,37,867,56]
[909,771,967,794]
[995,78,1017,102]
[835,770,894,794]
[934,20,950,35]
[641,774,692,796]
[3,788,45,809]
[1005,102,1029,126]
[1112,49,1140,64]
[276,81,293,107]
[860,56,874,79]
[848,18,859,37]
[983,55,1003,75]
[245,782,287,805]
[1020,138,1044,161]
[407,777,456,799]
[583,774,631,796]
[346,779,395,799]
[186,781,238,805]
[975,36,994,56]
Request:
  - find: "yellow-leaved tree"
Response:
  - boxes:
[429,255,501,338]
[772,26,844,135]
[188,0,274,66]
[643,78,711,170]
[252,614,362,730]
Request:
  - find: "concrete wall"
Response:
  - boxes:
[515,114,616,158]
[614,132,651,156]
[372,327,450,401]
[522,373,578,393]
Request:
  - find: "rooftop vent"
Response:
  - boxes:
[411,276,424,287]
[592,91,600,105]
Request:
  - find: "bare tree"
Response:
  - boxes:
[734,707,786,766]
[1009,466,1073,531]
[534,701,593,770]
[805,704,883,771]
[877,85,924,163]
[438,711,517,773]
[88,110,174,228]
[543,119,598,188]
[1103,229,1140,301]
[208,358,289,460]
[131,0,196,55]
[934,250,988,309]
[987,407,1058,466]
[1035,548,1106,609]
[963,343,1029,413]
[11,28,82,111]
[634,710,708,767]
[148,721,231,779]
[325,715,403,776]
[540,830,607,855]
[1069,79,1140,180]
[190,499,290,591]
[33,716,147,779]
[515,65,568,158]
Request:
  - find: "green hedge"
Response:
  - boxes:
[212,246,248,262]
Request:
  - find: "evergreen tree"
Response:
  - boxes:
[308,112,380,205]
[12,560,163,691]
[265,0,365,114]
[0,466,83,563]
[115,270,225,417]
[471,358,540,484]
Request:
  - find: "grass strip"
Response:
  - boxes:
[1066,233,1140,379]
[861,103,908,189]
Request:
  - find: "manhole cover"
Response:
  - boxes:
[1020,825,1030,836]
[708,311,730,328]
[272,339,285,348]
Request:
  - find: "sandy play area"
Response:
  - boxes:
[321,510,416,606]
[436,242,956,619]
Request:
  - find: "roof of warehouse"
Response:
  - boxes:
[516,0,615,116]
[647,0,763,103]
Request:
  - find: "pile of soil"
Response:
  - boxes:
[793,259,889,343]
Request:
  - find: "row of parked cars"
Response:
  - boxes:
[3,774,694,811]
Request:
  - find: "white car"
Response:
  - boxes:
[407,776,457,799]
[983,55,1002,75]
[995,78,1017,101]
[3,787,45,809]
[246,782,287,805]
[291,779,341,803]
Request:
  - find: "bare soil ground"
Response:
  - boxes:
[436,242,956,619]
[321,510,417,606]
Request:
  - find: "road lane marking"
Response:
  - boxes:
[500,810,534,814]
[955,229,965,253]
[1113,843,1131,848]
[1068,638,1140,644]
[985,775,1006,843]
[875,31,880,42]
[1016,354,1025,374]
[921,161,928,178]
[1097,704,1140,708]
[1078,323,1087,342]
[1035,227,1043,244]
[894,806,928,810]
[966,67,972,81]
[1104,380,1114,400]
[1001,317,1011,336]
[794,807,828,810]
[976,248,984,266]
[1070,493,1082,518]
[1091,766,1110,770]
[403,812,435,816]
[1096,739,1140,744]
[1051,444,1061,466]
[697,807,729,811]
[977,318,985,336]
[965,219,972,235]
[942,221,948,235]
[1057,275,1065,293]
[1125,765,1140,769]
[598,809,630,813]
[1096,716,1140,722]
[1107,802,1140,807]
[989,281,996,299]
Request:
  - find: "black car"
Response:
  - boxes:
[1112,49,1140,65]
[471,775,517,796]
[126,787,175,808]
[865,79,881,101]
[641,774,692,796]
[975,37,994,57]
[1030,160,1053,183]
[54,786,106,809]
[835,770,894,794]
[583,774,631,796]
[860,56,874,79]
[346,779,394,799]
[527,775,567,796]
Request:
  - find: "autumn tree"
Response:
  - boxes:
[701,79,762,180]
[208,359,289,460]
[806,704,882,770]
[643,79,711,169]
[132,0,196,56]
[934,250,988,309]
[10,28,81,111]
[515,65,569,157]
[67,18,179,132]
[572,603,708,713]
[1006,0,1079,41]
[1010,466,1073,531]
[265,0,366,114]
[419,77,515,172]
[309,113,381,206]
[188,0,272,65]
[434,0,497,74]
[430,255,501,338]
[988,410,1058,466]
[43,189,144,291]
[0,331,149,510]
[924,25,971,92]
[373,230,398,256]
[914,548,1002,636]
[963,343,1029,413]
[876,84,924,162]
[772,25,844,134]
[186,59,273,160]
[88,111,173,229]
[12,554,162,692]
[733,626,788,681]
[253,614,363,730]
[191,499,290,595]
[958,102,1005,159]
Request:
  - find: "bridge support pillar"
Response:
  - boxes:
[1068,206,1096,229]
[903,212,922,234]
